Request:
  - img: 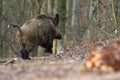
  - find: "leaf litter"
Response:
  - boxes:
[0,39,120,80]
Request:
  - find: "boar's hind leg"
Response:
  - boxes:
[20,48,30,60]
[20,44,33,60]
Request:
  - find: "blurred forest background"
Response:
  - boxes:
[0,0,120,58]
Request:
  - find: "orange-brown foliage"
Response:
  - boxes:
[86,40,120,73]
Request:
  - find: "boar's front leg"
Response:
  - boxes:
[43,41,53,53]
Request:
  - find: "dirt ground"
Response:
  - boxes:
[0,39,120,80]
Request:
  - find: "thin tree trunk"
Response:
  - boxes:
[48,0,54,16]
[64,0,73,45]
[71,0,80,40]
[112,0,117,25]
[41,0,48,14]
[0,0,3,57]
[53,0,58,54]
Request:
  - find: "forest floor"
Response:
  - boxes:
[1,39,120,80]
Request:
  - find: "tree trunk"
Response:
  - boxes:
[0,0,3,57]
[64,0,73,46]
[47,0,54,16]
[53,0,58,54]
[41,0,48,14]
[71,0,80,40]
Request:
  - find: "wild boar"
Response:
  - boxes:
[8,14,62,59]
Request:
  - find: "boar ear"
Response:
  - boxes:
[54,14,59,25]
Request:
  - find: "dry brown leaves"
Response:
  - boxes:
[86,40,120,73]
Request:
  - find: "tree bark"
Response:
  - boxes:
[0,0,3,57]
[71,0,80,40]
[64,0,73,46]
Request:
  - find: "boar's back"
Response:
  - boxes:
[20,16,56,45]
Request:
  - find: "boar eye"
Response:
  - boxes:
[54,14,59,25]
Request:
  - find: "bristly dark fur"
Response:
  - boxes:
[9,14,62,60]
[35,14,47,19]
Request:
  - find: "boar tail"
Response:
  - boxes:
[7,24,23,36]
